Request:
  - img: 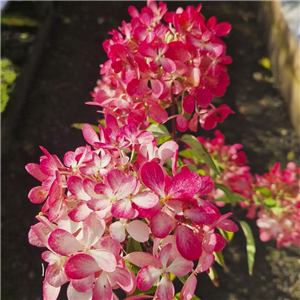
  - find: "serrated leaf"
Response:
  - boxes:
[181,134,220,177]
[72,123,99,133]
[240,221,256,275]
[215,183,237,206]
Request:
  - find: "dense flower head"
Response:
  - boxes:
[89,0,233,132]
[26,114,238,300]
[182,130,254,212]
[254,162,300,248]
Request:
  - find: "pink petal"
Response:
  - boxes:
[28,223,51,247]
[67,283,92,300]
[176,225,202,261]
[125,252,162,268]
[217,218,238,232]
[203,232,217,253]
[45,264,68,288]
[160,57,176,73]
[109,267,134,292]
[107,169,123,191]
[25,163,47,181]
[65,254,99,279]
[158,141,179,164]
[195,251,215,273]
[167,257,193,277]
[150,79,164,98]
[68,176,90,200]
[89,249,117,273]
[150,212,175,238]
[98,236,121,257]
[48,229,84,256]
[214,233,226,252]
[215,22,231,36]
[71,275,94,293]
[116,175,137,199]
[109,221,126,243]
[68,203,91,222]
[156,276,174,300]
[132,191,159,209]
[180,274,197,300]
[195,88,213,108]
[167,166,202,199]
[43,280,60,300]
[185,206,217,225]
[183,95,194,114]
[28,186,47,204]
[127,220,149,242]
[141,161,165,196]
[127,79,149,97]
[158,243,172,268]
[176,115,189,132]
[92,272,113,300]
[149,105,168,123]
[83,213,105,247]
[137,266,162,291]
[82,124,100,146]
[111,199,134,219]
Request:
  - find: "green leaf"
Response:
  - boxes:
[126,237,142,253]
[240,221,256,275]
[263,198,277,208]
[181,134,220,177]
[218,229,234,242]
[146,123,171,145]
[233,193,249,203]
[213,251,227,271]
[208,266,219,287]
[215,183,237,206]
[253,186,272,197]
[72,123,99,133]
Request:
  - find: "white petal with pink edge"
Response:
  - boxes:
[167,256,193,277]
[156,276,175,300]
[48,229,84,256]
[89,249,117,273]
[127,220,149,243]
[137,266,162,291]
[67,282,92,300]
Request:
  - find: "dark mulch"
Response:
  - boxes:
[2,2,299,300]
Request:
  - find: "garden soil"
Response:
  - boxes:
[2,2,300,300]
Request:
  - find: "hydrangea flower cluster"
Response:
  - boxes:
[254,162,300,248]
[89,1,234,132]
[26,113,238,300]
[182,130,300,248]
[182,130,254,213]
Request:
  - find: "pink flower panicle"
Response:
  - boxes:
[182,130,300,248]
[254,162,300,248]
[89,0,233,132]
[182,130,254,209]
[26,113,238,300]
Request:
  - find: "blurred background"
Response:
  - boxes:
[1,1,299,300]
